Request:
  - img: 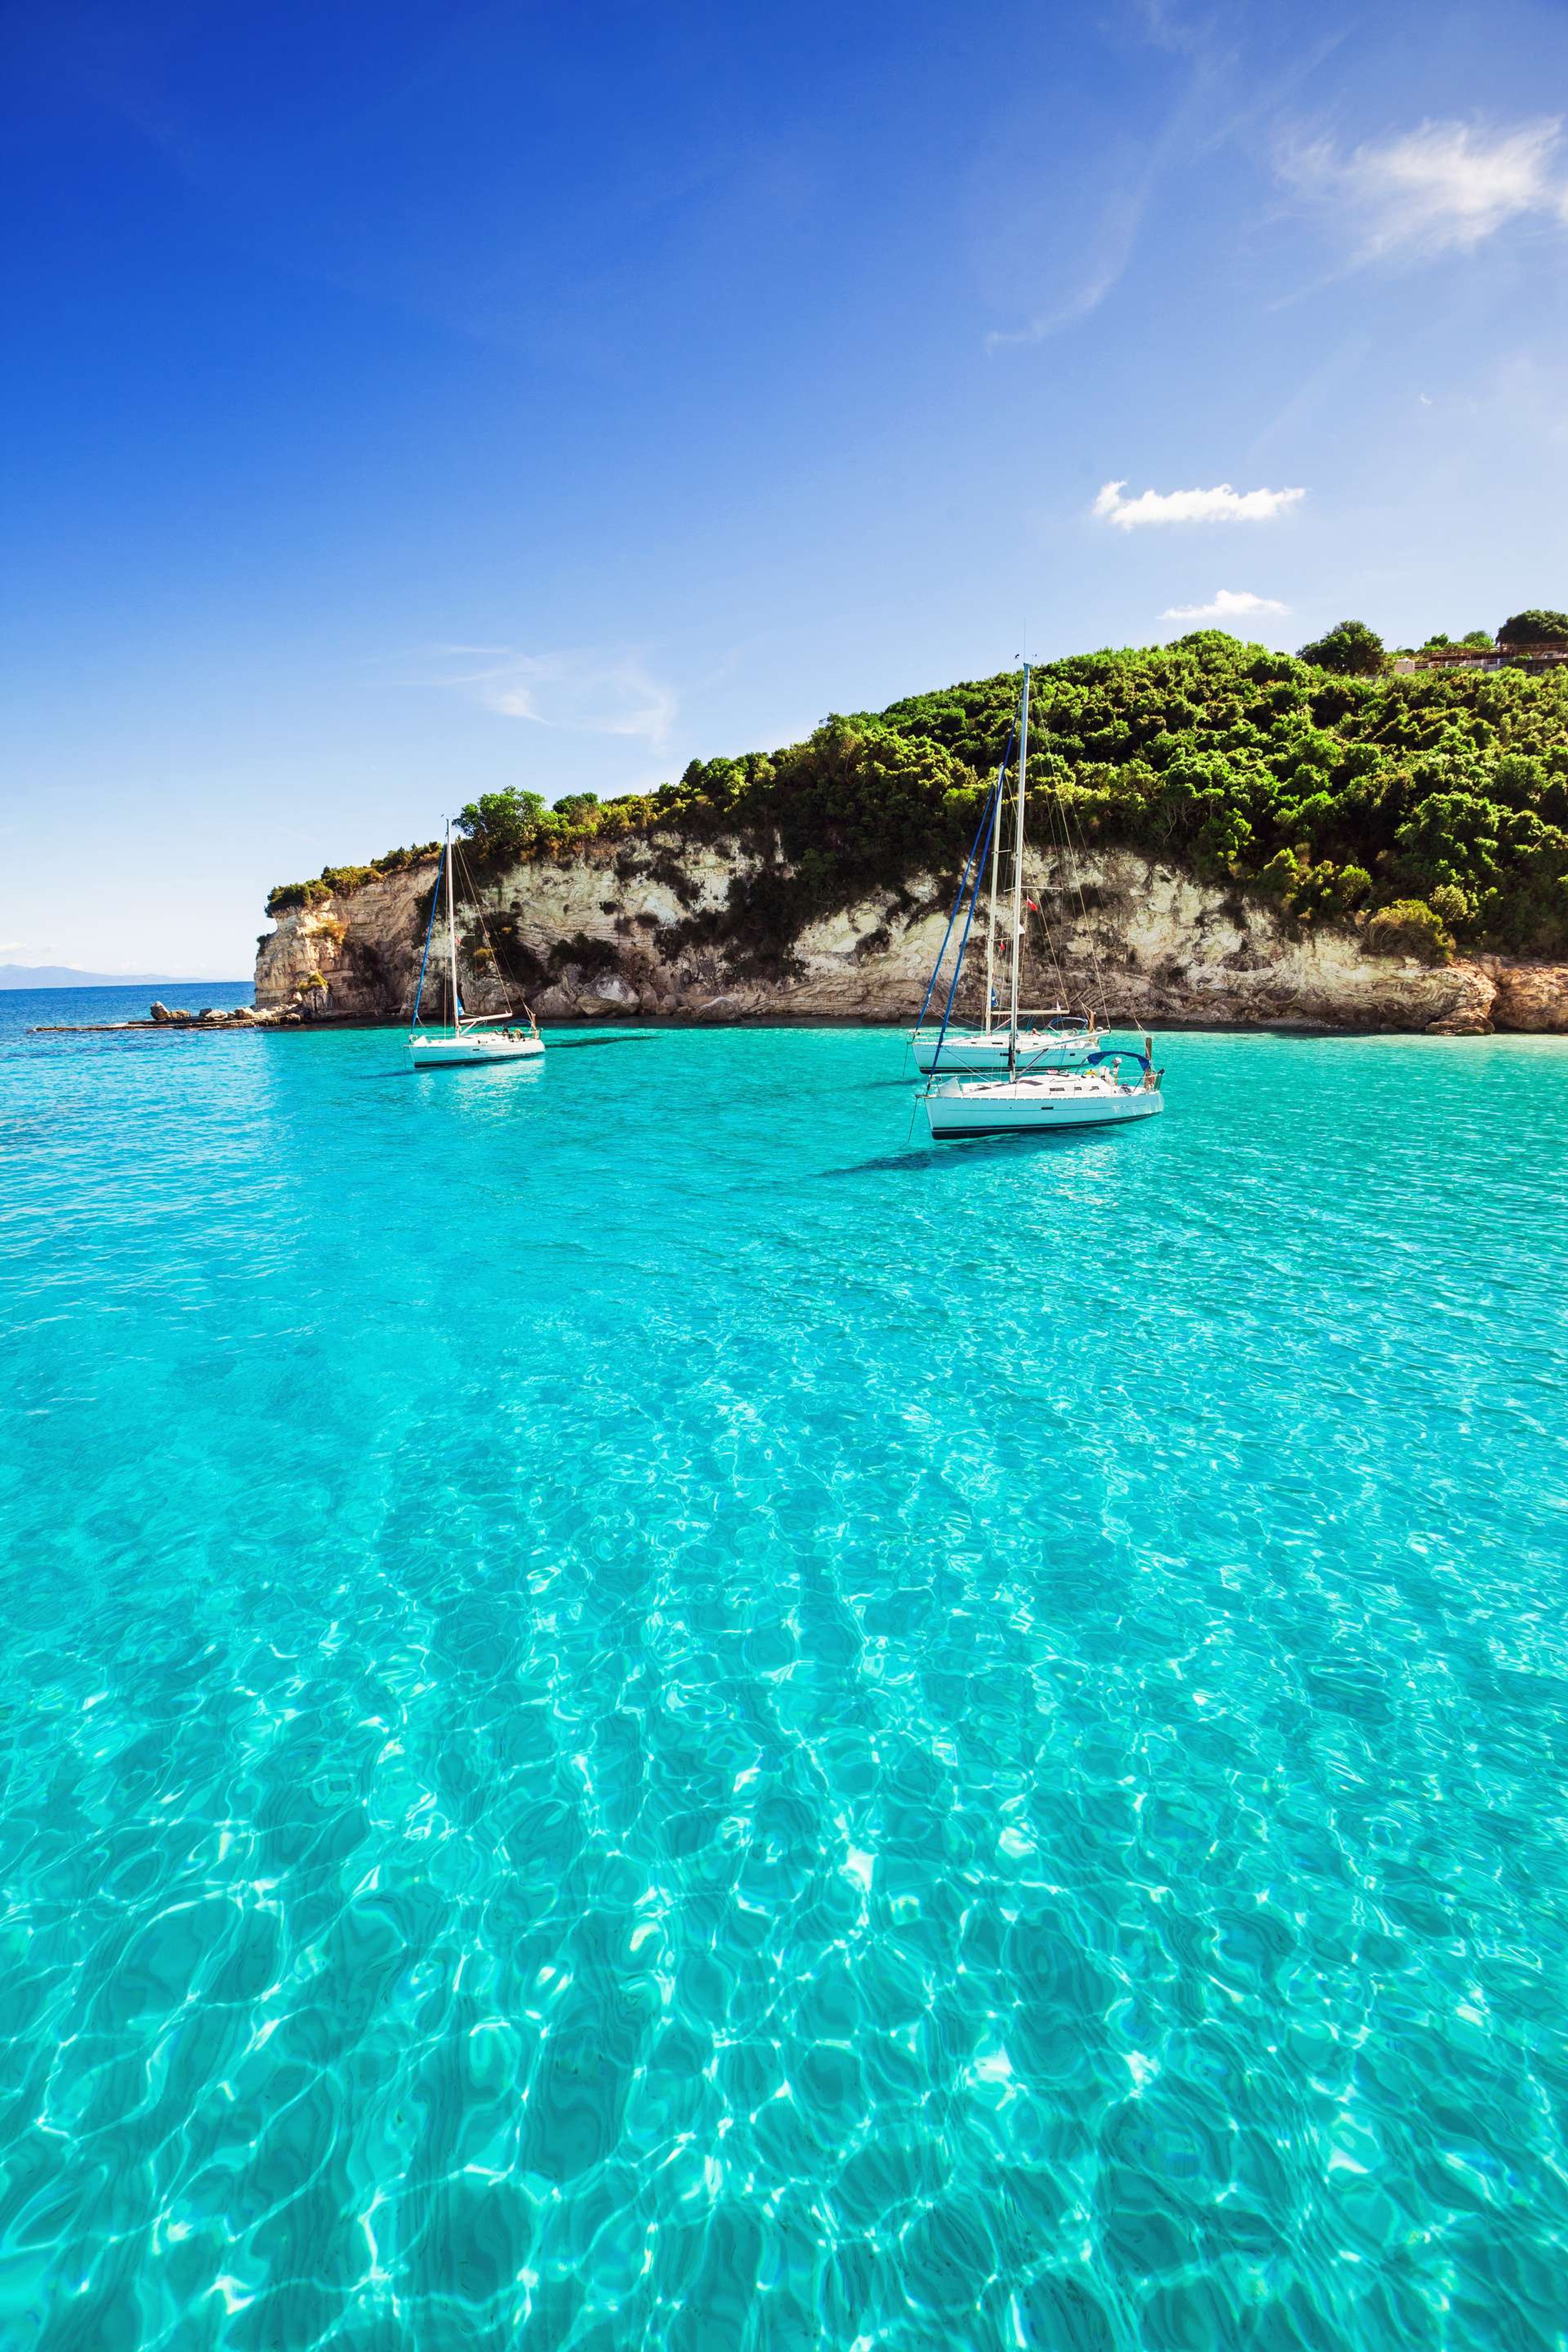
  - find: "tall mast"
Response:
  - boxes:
[982,758,1003,1036]
[1008,666,1029,1076]
[444,815,460,1032]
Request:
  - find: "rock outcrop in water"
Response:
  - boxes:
[254,831,1568,1033]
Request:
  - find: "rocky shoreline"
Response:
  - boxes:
[29,1001,304,1036]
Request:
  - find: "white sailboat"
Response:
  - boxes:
[922,666,1164,1140]
[908,703,1098,1074]
[408,820,544,1070]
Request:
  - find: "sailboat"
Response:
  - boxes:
[908,706,1098,1075]
[922,666,1164,1140]
[408,820,544,1070]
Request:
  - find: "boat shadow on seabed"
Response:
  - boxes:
[823,1123,1128,1178]
[361,1032,661,1078]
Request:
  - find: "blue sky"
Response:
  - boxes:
[4,0,1568,973]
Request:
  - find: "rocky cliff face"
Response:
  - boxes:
[254,830,1568,1033]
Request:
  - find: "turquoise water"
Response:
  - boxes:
[4,994,1568,2351]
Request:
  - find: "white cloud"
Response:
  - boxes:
[1094,480,1306,528]
[435,648,677,745]
[1160,589,1290,624]
[1280,117,1568,260]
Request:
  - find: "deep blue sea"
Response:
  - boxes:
[4,987,1568,2351]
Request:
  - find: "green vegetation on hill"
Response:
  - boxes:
[1499,609,1568,648]
[1294,619,1389,677]
[877,636,1568,957]
[265,842,439,915]
[267,633,1568,965]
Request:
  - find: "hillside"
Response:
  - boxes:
[258,633,1568,1032]
[272,631,1568,966]
[0,965,245,989]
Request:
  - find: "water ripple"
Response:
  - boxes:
[1,1012,1566,2347]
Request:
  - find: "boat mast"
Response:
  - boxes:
[444,815,460,1033]
[982,757,1004,1036]
[1008,666,1029,1078]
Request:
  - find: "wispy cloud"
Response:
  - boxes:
[1279,117,1568,261]
[983,1,1234,351]
[434,648,677,744]
[1160,588,1289,623]
[984,173,1152,348]
[1094,480,1305,528]
[984,8,1354,350]
[1129,0,1208,57]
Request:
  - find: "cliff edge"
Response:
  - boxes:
[254,829,1568,1034]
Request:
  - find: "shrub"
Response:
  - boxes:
[1256,848,1303,899]
[266,855,415,914]
[1363,899,1453,964]
[1298,620,1388,676]
[265,879,332,914]
[372,842,440,874]
[1428,883,1474,927]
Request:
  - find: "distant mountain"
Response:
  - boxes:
[0,965,247,989]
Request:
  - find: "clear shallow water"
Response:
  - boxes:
[3,995,1568,2352]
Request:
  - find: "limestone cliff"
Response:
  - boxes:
[253,831,1568,1033]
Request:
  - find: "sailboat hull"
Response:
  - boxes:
[924,1078,1163,1139]
[408,1032,544,1070]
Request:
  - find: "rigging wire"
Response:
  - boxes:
[926,771,1002,1080]
[907,718,1018,1063]
[450,835,540,1035]
[907,762,1004,1063]
[1012,669,1073,1022]
[1031,738,1076,1014]
[409,839,445,1030]
[1041,674,1116,1023]
[1061,785,1116,1022]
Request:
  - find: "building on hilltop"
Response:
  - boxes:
[1392,644,1568,675]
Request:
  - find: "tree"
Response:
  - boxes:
[1459,630,1493,648]
[455,788,549,854]
[1498,609,1568,648]
[1297,620,1388,675]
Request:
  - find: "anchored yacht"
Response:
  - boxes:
[916,665,1165,1140]
[408,820,544,1070]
